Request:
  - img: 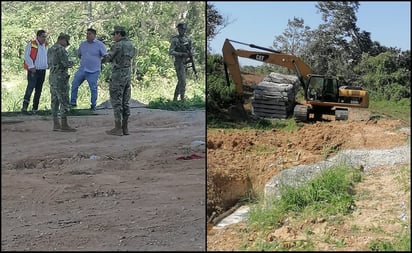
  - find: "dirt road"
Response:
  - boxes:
[1,107,205,251]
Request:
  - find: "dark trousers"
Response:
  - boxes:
[23,69,46,110]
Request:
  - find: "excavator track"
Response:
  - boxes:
[293,104,309,122]
[335,108,349,121]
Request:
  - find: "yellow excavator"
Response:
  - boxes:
[222,39,369,122]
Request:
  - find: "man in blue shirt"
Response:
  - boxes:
[70,28,107,111]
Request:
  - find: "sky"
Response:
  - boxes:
[208,1,411,66]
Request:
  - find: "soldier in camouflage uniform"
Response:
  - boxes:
[102,26,136,136]
[169,22,193,101]
[47,33,76,132]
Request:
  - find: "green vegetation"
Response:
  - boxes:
[1,73,204,114]
[238,164,411,251]
[147,94,205,111]
[369,95,411,124]
[321,143,341,160]
[1,2,205,114]
[368,234,410,252]
[207,116,298,131]
[242,164,361,250]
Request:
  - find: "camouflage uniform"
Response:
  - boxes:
[169,22,193,101]
[47,33,76,132]
[103,26,136,136]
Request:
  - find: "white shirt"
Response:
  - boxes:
[24,39,48,70]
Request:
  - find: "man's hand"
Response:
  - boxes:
[28,68,36,76]
[101,55,109,64]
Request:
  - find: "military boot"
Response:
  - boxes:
[53,117,61,131]
[60,117,77,132]
[106,120,123,136]
[122,118,129,135]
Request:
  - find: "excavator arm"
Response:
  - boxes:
[222,38,313,97]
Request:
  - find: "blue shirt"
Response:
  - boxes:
[77,39,107,73]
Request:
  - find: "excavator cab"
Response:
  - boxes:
[307,76,339,102]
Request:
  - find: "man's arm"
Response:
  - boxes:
[102,42,120,63]
[169,37,188,57]
[99,40,108,57]
[58,47,73,69]
[77,43,82,59]
[24,41,35,71]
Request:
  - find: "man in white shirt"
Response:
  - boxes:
[22,29,48,114]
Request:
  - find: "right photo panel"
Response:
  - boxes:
[206,1,411,251]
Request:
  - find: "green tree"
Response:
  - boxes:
[355,51,410,101]
[272,17,312,56]
[1,1,205,90]
[206,2,231,52]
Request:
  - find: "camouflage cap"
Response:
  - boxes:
[111,25,126,35]
[58,33,70,45]
[176,22,187,30]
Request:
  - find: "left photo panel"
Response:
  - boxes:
[1,1,206,251]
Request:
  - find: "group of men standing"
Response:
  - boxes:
[21,23,192,135]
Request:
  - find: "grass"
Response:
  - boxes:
[1,73,205,114]
[238,164,411,251]
[242,164,363,251]
[207,116,298,131]
[369,97,410,124]
[147,94,205,111]
[322,143,341,160]
[368,232,411,252]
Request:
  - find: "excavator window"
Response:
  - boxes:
[308,76,323,100]
[323,79,338,102]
